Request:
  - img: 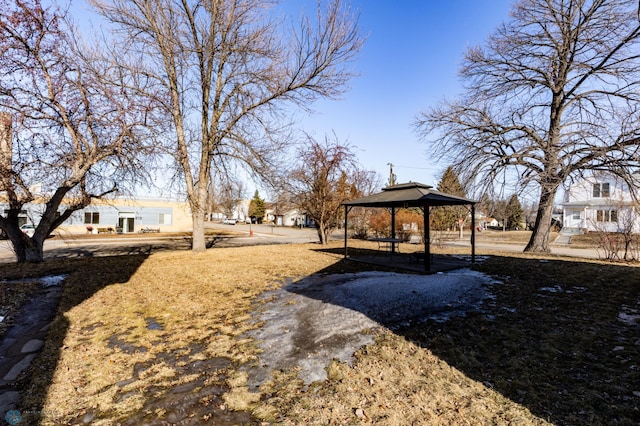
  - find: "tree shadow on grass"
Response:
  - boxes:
[3,253,261,426]
[0,255,150,424]
[315,245,476,274]
[299,253,640,425]
[41,236,227,260]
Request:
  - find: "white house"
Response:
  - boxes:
[264,207,313,227]
[561,172,639,233]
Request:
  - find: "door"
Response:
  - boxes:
[118,212,136,233]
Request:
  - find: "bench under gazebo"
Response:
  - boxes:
[342,182,476,273]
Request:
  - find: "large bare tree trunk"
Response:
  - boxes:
[190,160,211,252]
[317,223,329,245]
[7,232,44,263]
[524,184,559,252]
[192,211,206,252]
[24,239,44,263]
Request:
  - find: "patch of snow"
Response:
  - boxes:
[451,255,489,263]
[539,285,563,293]
[41,275,66,287]
[327,269,496,324]
[245,268,499,387]
[618,311,640,326]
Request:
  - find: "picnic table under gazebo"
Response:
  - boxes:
[342,182,476,272]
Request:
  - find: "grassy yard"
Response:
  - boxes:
[1,241,639,425]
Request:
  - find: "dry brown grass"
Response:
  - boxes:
[50,228,239,240]
[14,244,342,425]
[2,240,638,425]
[258,331,548,425]
[569,231,609,248]
[475,229,561,244]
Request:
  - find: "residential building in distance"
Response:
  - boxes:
[561,172,639,234]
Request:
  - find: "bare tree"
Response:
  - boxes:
[92,0,364,252]
[346,168,381,238]
[590,198,640,261]
[288,133,374,244]
[416,0,640,252]
[0,0,154,262]
[217,178,246,220]
[616,201,640,261]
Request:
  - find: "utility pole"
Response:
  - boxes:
[387,163,396,187]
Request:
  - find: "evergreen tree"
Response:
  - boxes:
[506,194,524,230]
[431,166,466,231]
[249,190,266,223]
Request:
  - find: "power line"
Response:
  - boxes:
[393,165,439,171]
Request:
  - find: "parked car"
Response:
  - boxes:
[20,224,36,237]
[222,218,237,225]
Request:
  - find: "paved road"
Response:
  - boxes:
[218,222,323,243]
[0,223,325,263]
[0,223,604,263]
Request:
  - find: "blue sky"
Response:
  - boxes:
[65,0,514,193]
[290,0,514,187]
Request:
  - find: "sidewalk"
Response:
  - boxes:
[445,239,601,259]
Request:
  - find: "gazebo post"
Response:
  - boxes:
[391,207,396,254]
[424,204,431,272]
[471,204,476,263]
[344,205,349,259]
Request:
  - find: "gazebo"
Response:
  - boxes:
[342,182,476,272]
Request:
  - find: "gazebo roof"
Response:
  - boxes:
[343,182,475,208]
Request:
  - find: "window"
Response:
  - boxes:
[158,213,171,225]
[3,209,27,217]
[592,182,610,198]
[572,211,581,220]
[596,209,617,222]
[84,212,100,224]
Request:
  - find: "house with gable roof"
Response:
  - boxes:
[561,172,640,234]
